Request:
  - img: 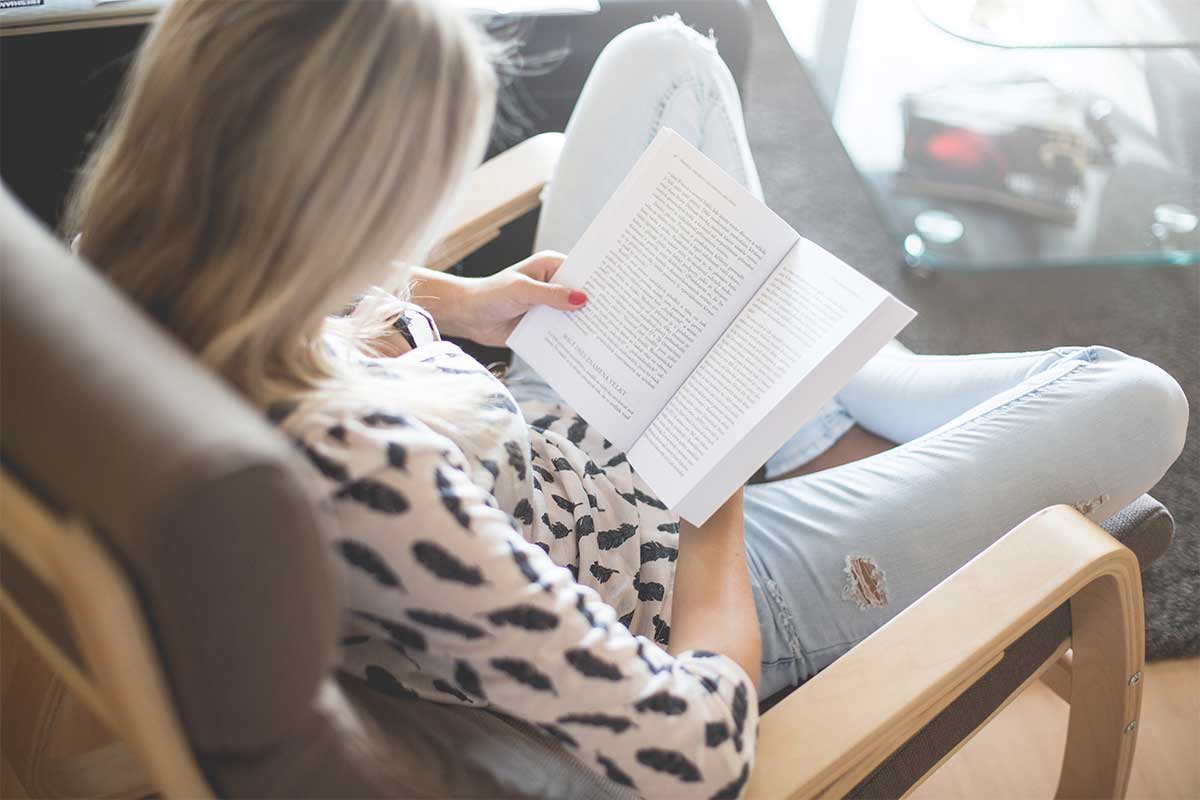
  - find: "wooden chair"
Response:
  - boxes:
[0,135,1170,799]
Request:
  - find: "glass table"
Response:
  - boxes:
[767,0,1200,271]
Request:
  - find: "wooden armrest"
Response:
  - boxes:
[425,132,565,271]
[747,505,1144,799]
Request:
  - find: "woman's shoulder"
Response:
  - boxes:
[279,399,473,496]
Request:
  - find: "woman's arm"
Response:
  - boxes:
[408,252,586,346]
[668,490,762,691]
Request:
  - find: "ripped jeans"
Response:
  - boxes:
[520,17,1190,698]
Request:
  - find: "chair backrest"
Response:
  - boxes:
[0,183,341,794]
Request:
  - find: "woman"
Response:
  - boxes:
[68,1,1187,796]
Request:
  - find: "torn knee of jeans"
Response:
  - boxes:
[650,13,719,52]
[843,555,888,609]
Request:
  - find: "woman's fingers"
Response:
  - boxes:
[515,250,567,282]
[516,274,587,311]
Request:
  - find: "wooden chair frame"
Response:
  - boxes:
[1,132,1144,799]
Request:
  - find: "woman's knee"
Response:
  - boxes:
[597,15,733,88]
[1086,346,1189,476]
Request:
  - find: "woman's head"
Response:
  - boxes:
[69,0,495,403]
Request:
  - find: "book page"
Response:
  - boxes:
[508,128,798,451]
[629,239,915,517]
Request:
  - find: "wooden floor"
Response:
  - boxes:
[913,657,1200,799]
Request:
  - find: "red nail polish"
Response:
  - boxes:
[568,291,587,306]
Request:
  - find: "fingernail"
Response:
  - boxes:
[568,291,587,306]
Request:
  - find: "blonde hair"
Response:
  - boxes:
[67,0,497,420]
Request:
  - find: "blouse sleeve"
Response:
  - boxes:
[327,419,758,799]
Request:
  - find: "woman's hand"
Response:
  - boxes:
[410,251,587,347]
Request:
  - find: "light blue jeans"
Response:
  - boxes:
[511,18,1190,699]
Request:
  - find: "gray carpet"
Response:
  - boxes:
[741,3,1199,660]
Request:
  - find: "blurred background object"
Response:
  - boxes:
[767,0,1200,271]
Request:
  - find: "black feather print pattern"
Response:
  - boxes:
[490,658,557,694]
[705,721,730,747]
[731,682,749,752]
[710,764,750,800]
[508,542,544,587]
[485,604,559,631]
[652,614,671,645]
[601,437,613,449]
[636,641,670,674]
[586,492,601,510]
[385,442,407,471]
[361,412,408,427]
[589,562,619,583]
[697,674,720,693]
[532,475,542,492]
[597,523,638,550]
[337,539,403,589]
[633,487,668,510]
[635,749,702,783]
[616,489,638,506]
[551,457,573,471]
[633,572,666,602]
[604,452,628,468]
[454,660,487,701]
[567,563,580,581]
[503,440,527,481]
[302,444,348,482]
[634,691,688,715]
[575,592,602,628]
[480,459,500,480]
[640,541,678,563]
[596,754,636,789]
[583,460,604,477]
[364,665,418,700]
[549,520,572,539]
[535,541,550,554]
[405,609,488,639]
[391,316,418,349]
[618,610,635,629]
[557,713,636,733]
[564,648,624,681]
[531,464,555,483]
[337,479,409,514]
[537,722,579,748]
[434,468,472,529]
[566,416,588,444]
[432,678,472,703]
[512,498,534,525]
[412,541,485,585]
[657,520,679,535]
[341,634,370,646]
[483,392,520,415]
[352,611,427,651]
[551,494,580,513]
[529,413,559,429]
[574,515,595,536]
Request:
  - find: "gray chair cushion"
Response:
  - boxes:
[0,183,337,754]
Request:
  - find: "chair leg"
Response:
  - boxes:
[1055,572,1144,800]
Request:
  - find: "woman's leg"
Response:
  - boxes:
[744,345,1187,697]
[533,15,762,254]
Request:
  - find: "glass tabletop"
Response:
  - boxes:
[768,0,1200,271]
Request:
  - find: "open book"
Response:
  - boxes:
[508,129,916,525]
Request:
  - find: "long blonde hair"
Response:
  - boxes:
[67,0,496,417]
